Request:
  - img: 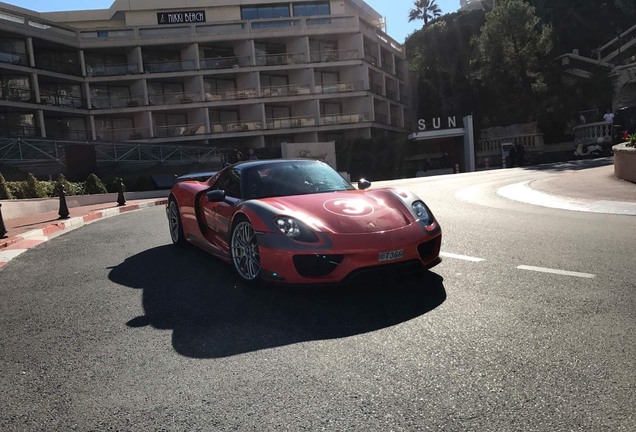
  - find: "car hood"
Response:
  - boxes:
[254,189,416,234]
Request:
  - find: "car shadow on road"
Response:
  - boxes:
[108,245,446,358]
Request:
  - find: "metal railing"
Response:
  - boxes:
[0,137,223,169]
[144,59,196,73]
[0,87,35,103]
[154,123,206,138]
[320,112,370,125]
[309,48,359,63]
[0,48,28,65]
[200,55,249,70]
[266,115,316,129]
[85,62,140,76]
[148,91,201,105]
[255,52,305,66]
[90,95,144,109]
[40,91,85,108]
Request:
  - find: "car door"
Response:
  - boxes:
[201,168,242,256]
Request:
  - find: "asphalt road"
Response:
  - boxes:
[1,165,634,431]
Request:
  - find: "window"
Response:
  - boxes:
[293,1,330,17]
[241,4,290,20]
[214,169,242,198]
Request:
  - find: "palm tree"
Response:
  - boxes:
[408,0,442,25]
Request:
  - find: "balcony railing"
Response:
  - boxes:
[266,115,316,129]
[96,127,148,141]
[0,126,38,137]
[148,91,201,105]
[47,129,90,141]
[255,52,305,66]
[316,81,358,94]
[210,120,262,133]
[477,134,545,154]
[91,95,144,109]
[320,112,370,125]
[40,91,85,108]
[86,63,140,77]
[200,55,249,70]
[0,48,28,66]
[573,121,613,145]
[309,49,359,63]
[0,87,35,103]
[154,123,206,138]
[144,59,196,73]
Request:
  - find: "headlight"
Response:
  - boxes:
[412,201,431,225]
[273,216,318,242]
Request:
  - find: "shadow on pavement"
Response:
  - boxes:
[108,245,446,358]
[518,156,613,172]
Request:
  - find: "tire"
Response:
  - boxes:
[168,198,187,247]
[230,218,261,282]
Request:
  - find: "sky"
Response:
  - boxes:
[3,0,460,43]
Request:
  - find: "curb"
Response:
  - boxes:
[0,199,167,267]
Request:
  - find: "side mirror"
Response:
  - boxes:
[206,189,226,202]
[358,178,371,190]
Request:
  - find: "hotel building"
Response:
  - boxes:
[0,0,411,166]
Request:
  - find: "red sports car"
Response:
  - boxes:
[167,159,442,284]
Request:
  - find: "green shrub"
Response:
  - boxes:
[54,173,73,197]
[0,172,13,199]
[23,173,49,199]
[84,173,107,194]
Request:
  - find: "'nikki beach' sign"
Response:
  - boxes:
[417,116,459,131]
[157,11,206,25]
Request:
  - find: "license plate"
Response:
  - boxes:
[378,249,404,262]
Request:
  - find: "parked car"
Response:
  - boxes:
[612,106,636,144]
[167,159,442,284]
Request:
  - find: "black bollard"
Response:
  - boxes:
[58,184,70,219]
[116,178,126,206]
[0,203,7,238]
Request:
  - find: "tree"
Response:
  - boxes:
[472,0,553,125]
[408,0,442,26]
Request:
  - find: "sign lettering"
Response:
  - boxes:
[157,11,206,25]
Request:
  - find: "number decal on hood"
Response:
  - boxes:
[323,199,375,217]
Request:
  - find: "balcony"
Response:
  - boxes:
[91,95,144,109]
[154,123,206,138]
[0,86,35,103]
[255,52,305,67]
[0,48,28,66]
[309,48,359,63]
[200,55,249,70]
[266,115,316,130]
[40,91,85,109]
[86,63,140,77]
[320,112,370,126]
[148,91,201,106]
[144,59,196,74]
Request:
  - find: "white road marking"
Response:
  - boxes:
[517,265,595,279]
[440,252,485,262]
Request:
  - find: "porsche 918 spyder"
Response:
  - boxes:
[167,159,441,284]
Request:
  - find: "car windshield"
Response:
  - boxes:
[243,161,355,199]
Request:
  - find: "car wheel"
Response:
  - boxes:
[168,198,187,246]
[231,219,261,282]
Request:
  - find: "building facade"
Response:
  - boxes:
[0,0,411,160]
